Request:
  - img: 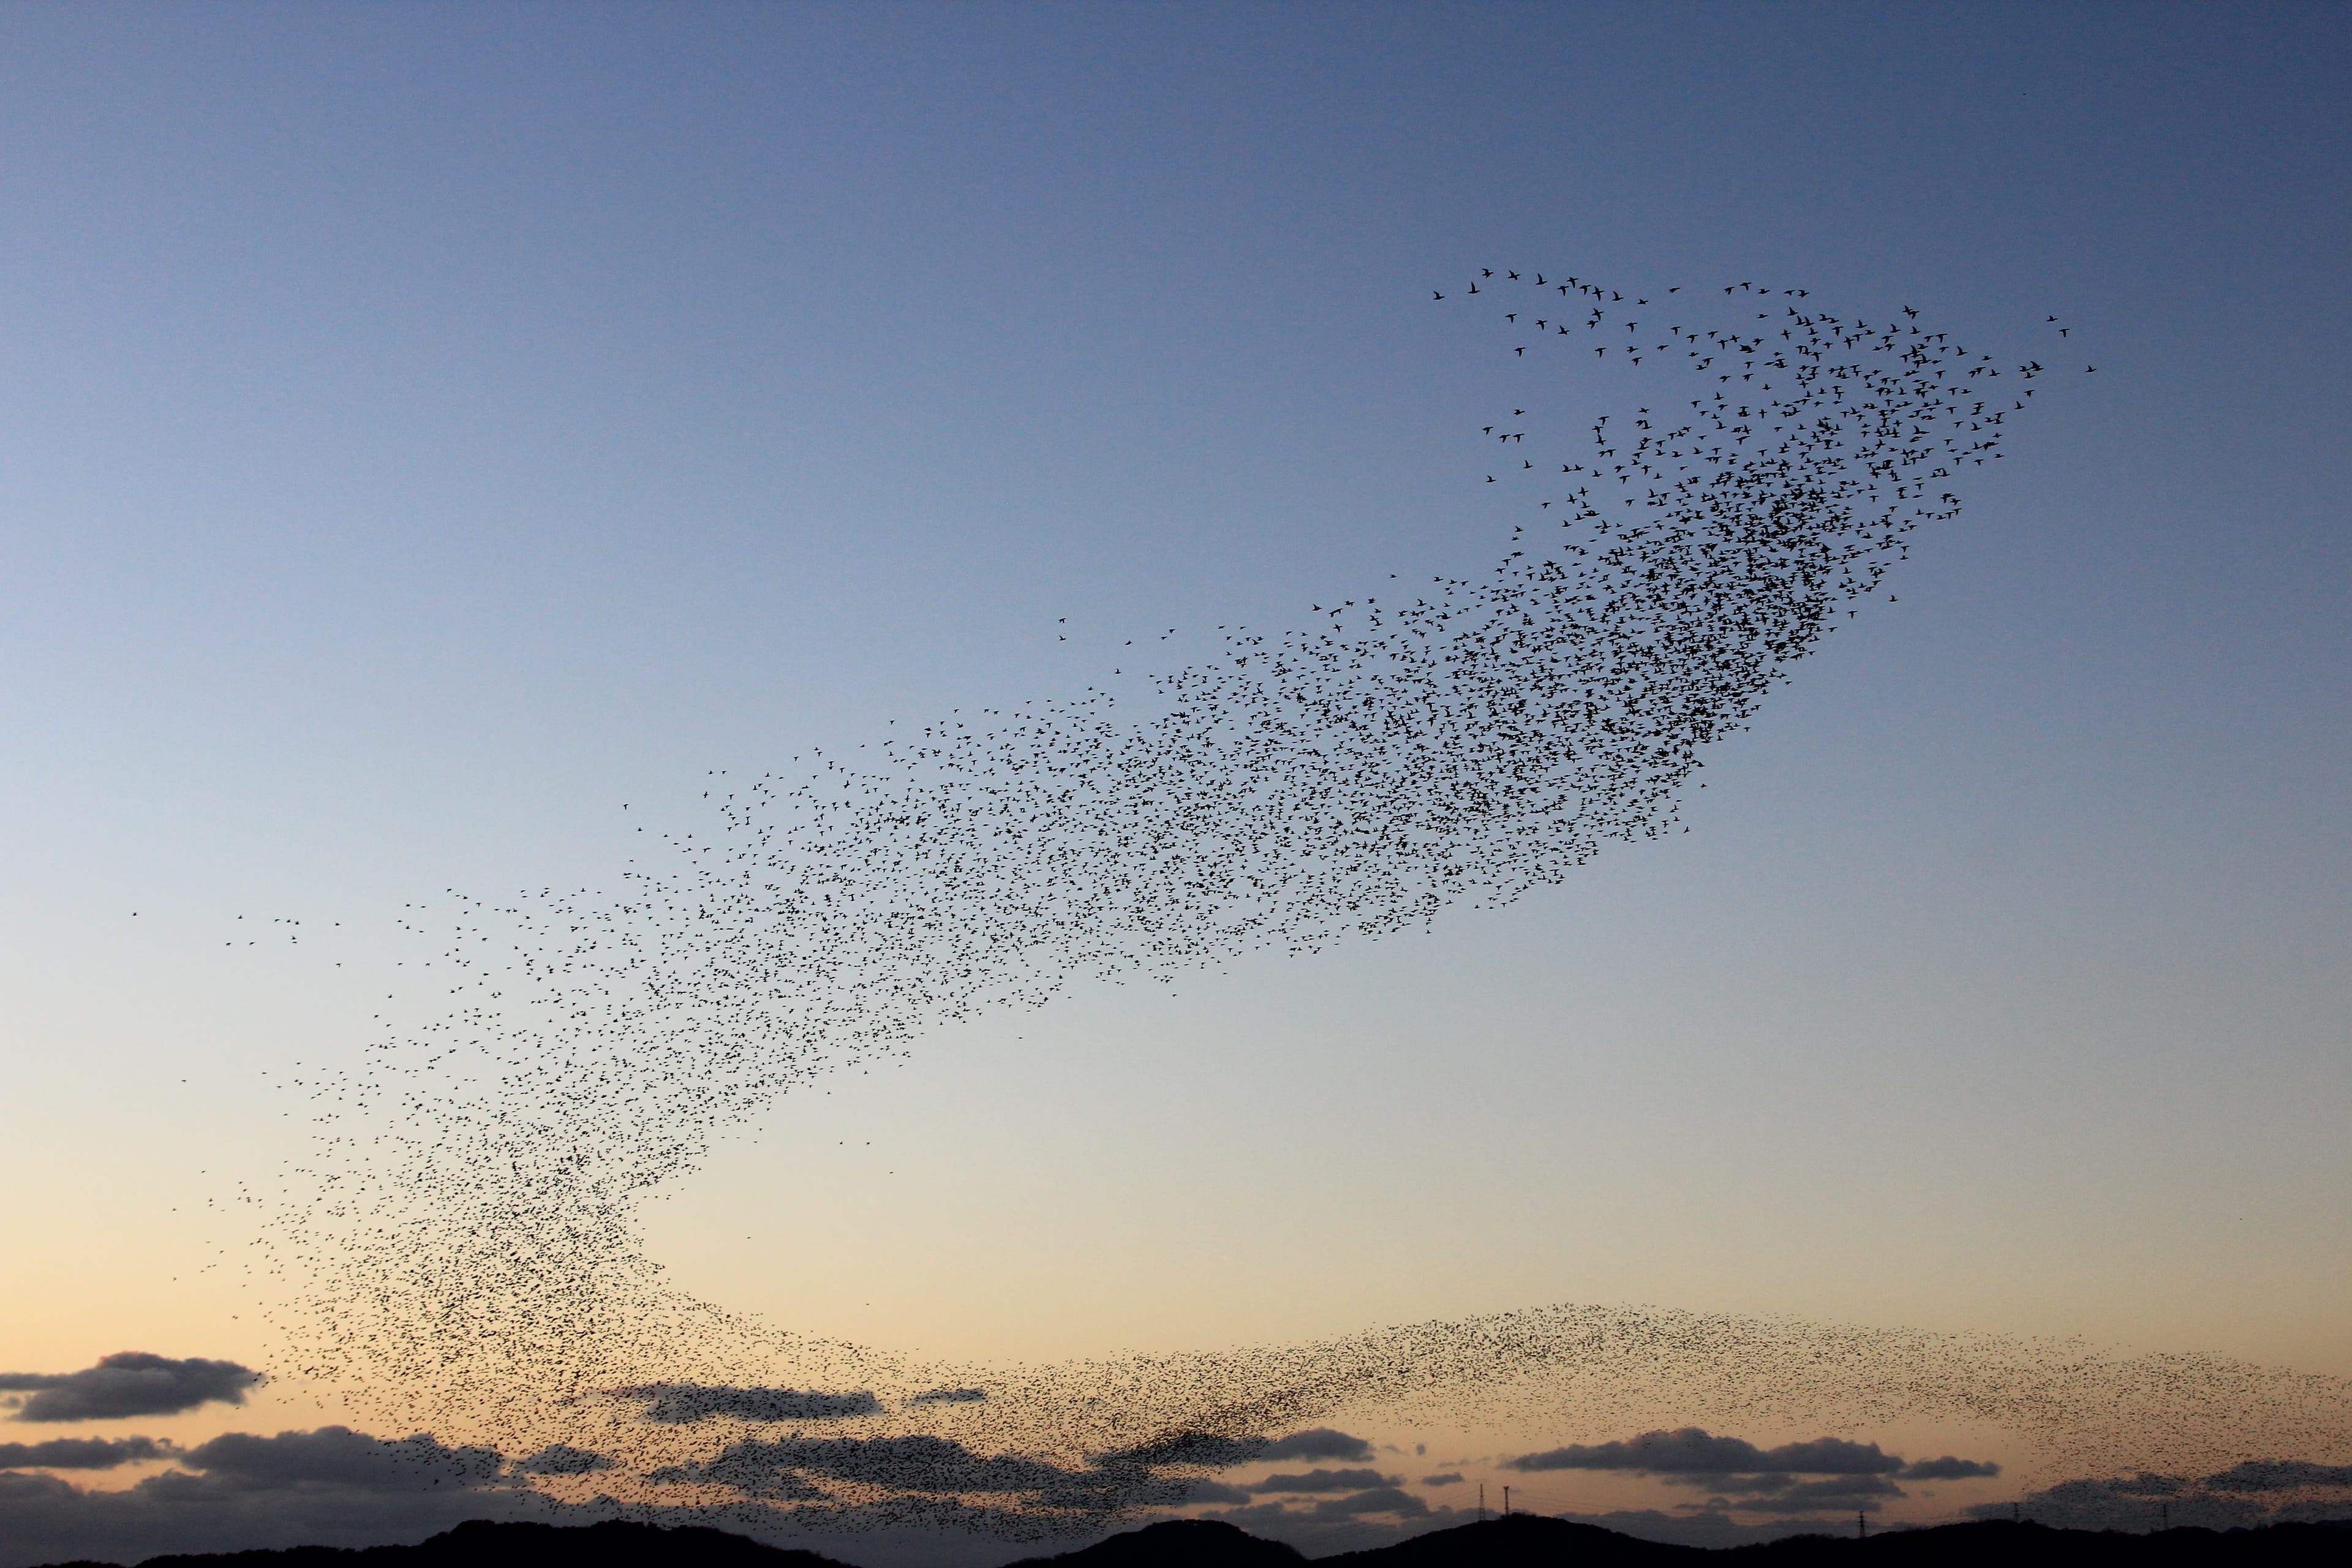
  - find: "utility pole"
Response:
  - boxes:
[1503,1485,1512,1515]
[2160,1502,2169,1532]
[1478,1482,1486,1520]
[1856,1510,1868,1540]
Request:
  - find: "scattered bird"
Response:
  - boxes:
[222,264,2269,1550]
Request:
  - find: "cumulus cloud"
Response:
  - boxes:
[0,1436,175,1471]
[655,1432,1250,1514]
[511,1444,612,1477]
[1420,1472,1465,1487]
[1969,1476,2267,1531]
[906,1389,986,1406]
[616,1384,881,1424]
[0,1354,262,1422]
[178,1427,507,1491]
[2203,1460,2352,1492]
[1511,1428,1904,1477]
[1307,1486,1427,1520]
[1504,1425,1995,1504]
[1955,1463,2352,1535]
[0,1426,555,1568]
[1249,1468,1392,1495]
[1262,1430,1376,1463]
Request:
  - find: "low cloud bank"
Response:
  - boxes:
[1971,1466,2352,1532]
[0,1419,1387,1567]
[0,1427,547,1568]
[1505,1427,2000,1512]
[0,1354,262,1422]
[0,1437,174,1471]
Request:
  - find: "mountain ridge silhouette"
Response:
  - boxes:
[29,1511,2352,1568]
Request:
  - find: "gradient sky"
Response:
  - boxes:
[3,0,2349,1544]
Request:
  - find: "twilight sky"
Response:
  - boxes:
[2,2,2348,1559]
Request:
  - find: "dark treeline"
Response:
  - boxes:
[34,1512,2352,1568]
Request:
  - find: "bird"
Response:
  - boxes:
[222,261,2180,1551]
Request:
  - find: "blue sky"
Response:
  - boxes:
[1,1,2348,1553]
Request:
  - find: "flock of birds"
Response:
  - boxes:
[216,269,2351,1538]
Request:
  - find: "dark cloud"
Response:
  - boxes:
[511,1444,612,1477]
[1249,1468,1392,1495]
[1261,1430,1375,1463]
[0,1354,262,1422]
[1898,1455,2000,1480]
[1307,1486,1427,1520]
[0,1426,560,1568]
[179,1427,507,1492]
[2203,1460,2352,1492]
[1969,1476,2269,1531]
[659,1433,1250,1515]
[617,1384,881,1424]
[1420,1472,1465,1487]
[1956,1461,2352,1538]
[0,1436,175,1471]
[1091,1428,1373,1471]
[906,1389,987,1406]
[644,1460,832,1502]
[1506,1426,1964,1491]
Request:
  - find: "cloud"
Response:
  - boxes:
[1420,1472,1464,1487]
[2203,1460,2352,1492]
[511,1444,612,1477]
[1262,1430,1376,1463]
[178,1427,508,1491]
[616,1384,881,1424]
[906,1389,986,1406]
[1307,1486,1428,1520]
[1504,1425,1990,1495]
[1954,1461,2352,1537]
[1249,1468,1392,1495]
[1969,1476,2269,1531]
[0,1427,557,1568]
[660,1433,1250,1513]
[645,1461,832,1502]
[0,1354,263,1422]
[0,1436,175,1471]
[1095,1427,1375,1471]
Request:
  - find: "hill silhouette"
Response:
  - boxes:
[32,1512,2352,1568]
[34,1519,854,1568]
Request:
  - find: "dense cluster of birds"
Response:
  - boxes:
[203,268,2347,1540]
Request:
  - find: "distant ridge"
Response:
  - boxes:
[32,1512,2352,1568]
[34,1518,854,1568]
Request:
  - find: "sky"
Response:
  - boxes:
[2,2,2349,1561]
